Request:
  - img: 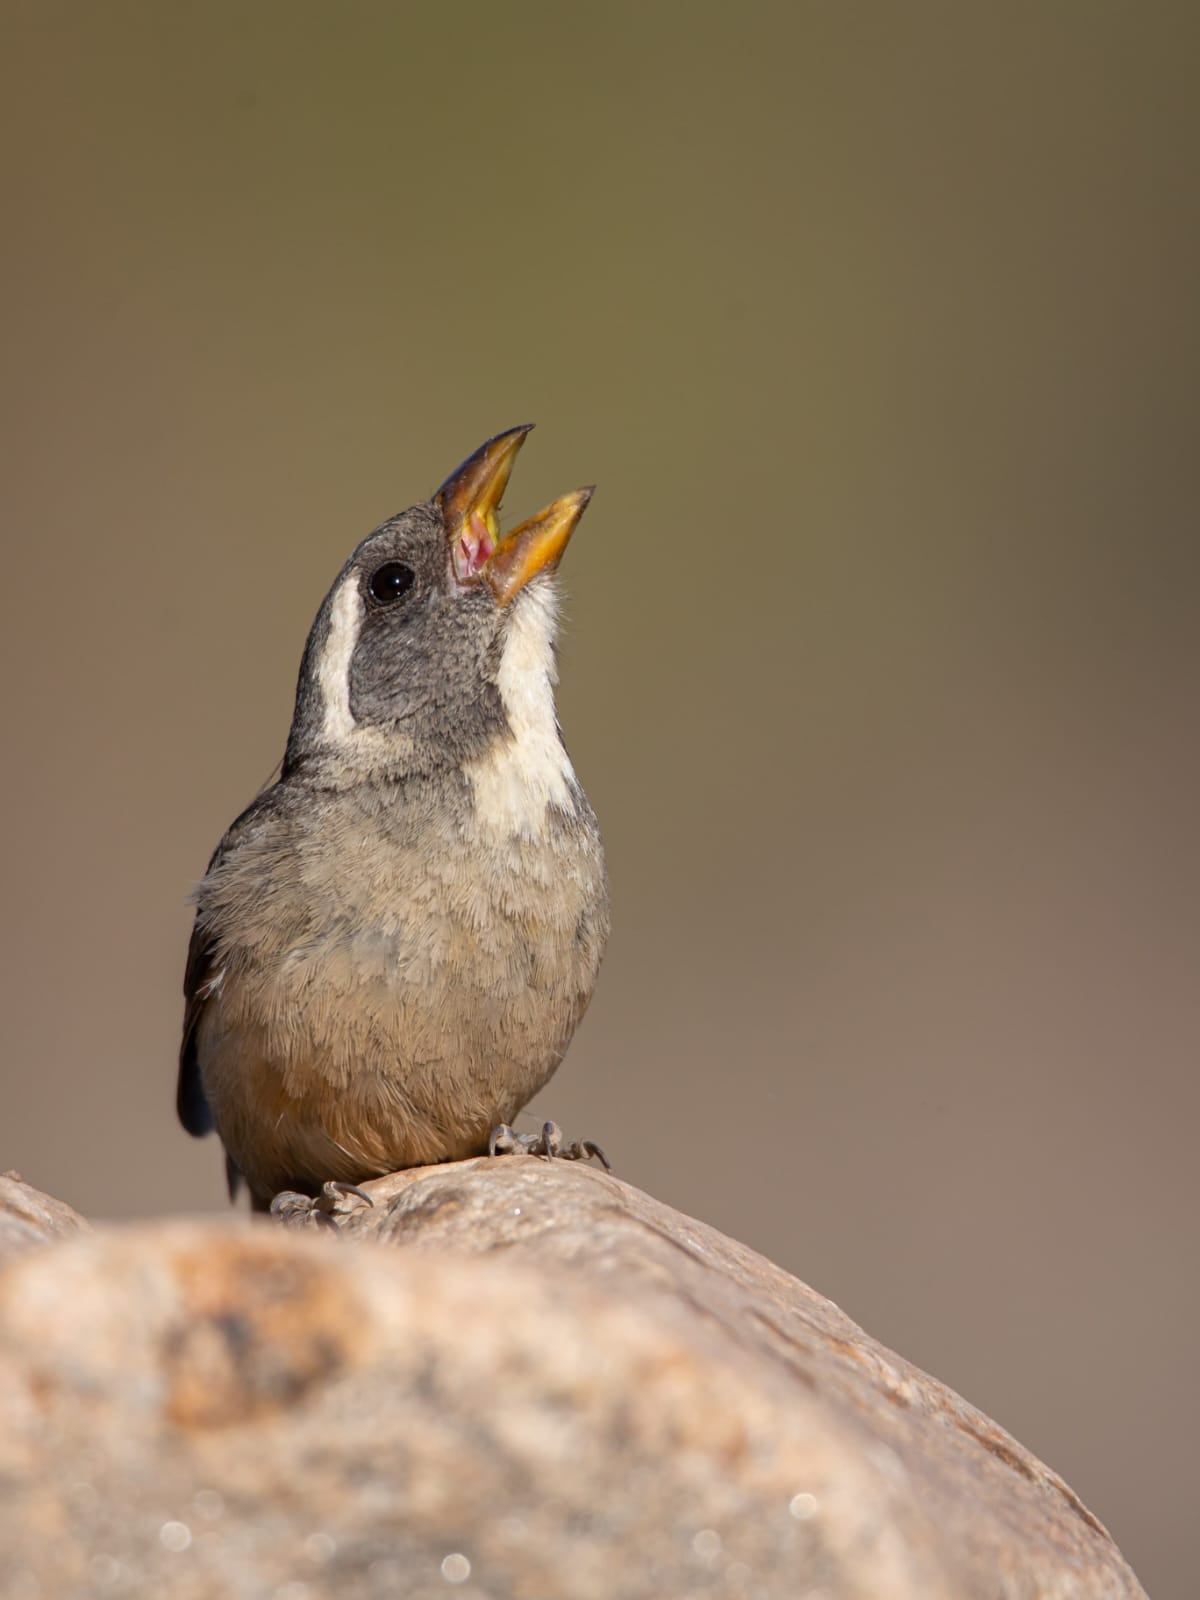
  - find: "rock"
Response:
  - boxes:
[0,1170,88,1263]
[0,1162,1144,1599]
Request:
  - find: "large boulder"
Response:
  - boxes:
[0,1162,1145,1598]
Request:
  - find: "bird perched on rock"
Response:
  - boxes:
[177,427,609,1214]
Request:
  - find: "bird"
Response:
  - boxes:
[176,426,610,1215]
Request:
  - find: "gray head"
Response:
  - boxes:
[283,427,593,780]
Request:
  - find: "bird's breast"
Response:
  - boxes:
[194,774,608,1195]
[203,791,607,1080]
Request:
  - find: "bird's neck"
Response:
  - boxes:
[463,581,578,842]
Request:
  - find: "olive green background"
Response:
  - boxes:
[2,4,1196,1593]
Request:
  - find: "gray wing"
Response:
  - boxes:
[177,912,219,1137]
[176,788,281,1197]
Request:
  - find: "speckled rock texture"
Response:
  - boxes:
[0,1163,1145,1600]
[0,1171,87,1264]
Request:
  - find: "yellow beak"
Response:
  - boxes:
[434,425,594,605]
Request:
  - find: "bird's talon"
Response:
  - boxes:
[268,1179,373,1229]
[486,1120,611,1168]
[270,1189,325,1227]
[489,1123,518,1157]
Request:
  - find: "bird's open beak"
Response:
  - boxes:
[435,425,594,606]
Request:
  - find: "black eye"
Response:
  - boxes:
[368,561,415,605]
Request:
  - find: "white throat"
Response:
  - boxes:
[465,581,576,839]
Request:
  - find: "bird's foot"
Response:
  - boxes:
[269,1180,375,1230]
[488,1120,610,1170]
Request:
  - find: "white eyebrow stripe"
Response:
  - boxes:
[318,577,363,741]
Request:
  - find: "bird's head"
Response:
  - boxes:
[284,426,593,781]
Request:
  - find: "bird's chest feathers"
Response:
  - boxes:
[464,587,577,842]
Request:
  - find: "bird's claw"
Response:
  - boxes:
[488,1120,610,1170]
[269,1179,375,1230]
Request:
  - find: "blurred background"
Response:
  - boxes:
[2,3,1196,1592]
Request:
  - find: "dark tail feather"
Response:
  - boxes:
[225,1151,245,1204]
[176,1052,214,1136]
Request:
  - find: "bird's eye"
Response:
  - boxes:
[368,562,415,605]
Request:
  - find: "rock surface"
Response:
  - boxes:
[0,1161,1145,1600]
[0,1170,88,1264]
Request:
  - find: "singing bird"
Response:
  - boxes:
[177,427,609,1214]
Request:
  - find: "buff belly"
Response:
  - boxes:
[195,891,600,1202]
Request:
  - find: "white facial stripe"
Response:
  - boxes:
[318,577,363,742]
[465,581,576,839]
